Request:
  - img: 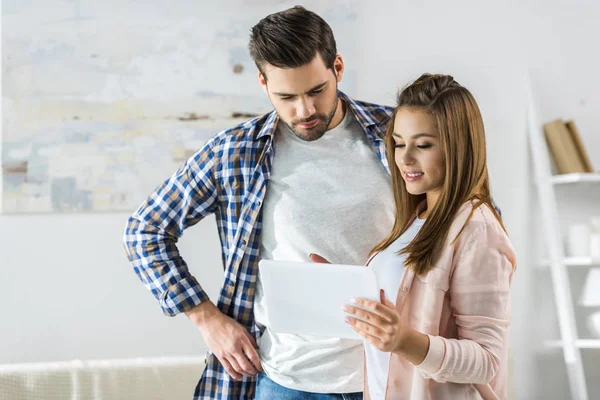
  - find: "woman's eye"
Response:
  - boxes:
[417,144,432,149]
[394,144,405,148]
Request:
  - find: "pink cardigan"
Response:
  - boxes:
[364,201,517,400]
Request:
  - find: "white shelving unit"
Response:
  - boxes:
[550,173,600,185]
[527,82,600,400]
[546,340,600,349]
[539,257,600,269]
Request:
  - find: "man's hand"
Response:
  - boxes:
[185,301,262,381]
[309,253,331,264]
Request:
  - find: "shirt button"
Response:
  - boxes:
[241,240,247,246]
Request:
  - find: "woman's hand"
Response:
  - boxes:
[343,289,407,353]
[311,252,430,363]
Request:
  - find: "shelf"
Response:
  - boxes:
[550,172,600,185]
[545,340,600,349]
[539,257,600,268]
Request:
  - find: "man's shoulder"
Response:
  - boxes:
[347,97,395,125]
[208,112,275,150]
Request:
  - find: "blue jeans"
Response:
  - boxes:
[255,373,363,400]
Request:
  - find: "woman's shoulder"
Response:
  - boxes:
[450,200,511,248]
[446,200,517,271]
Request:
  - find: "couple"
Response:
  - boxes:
[123,5,516,400]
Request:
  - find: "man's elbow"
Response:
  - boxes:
[122,216,138,260]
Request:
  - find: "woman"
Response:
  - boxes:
[313,73,516,399]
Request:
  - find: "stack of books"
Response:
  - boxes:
[543,119,595,175]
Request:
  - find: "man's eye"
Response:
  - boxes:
[308,89,324,96]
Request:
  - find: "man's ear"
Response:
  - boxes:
[333,54,344,83]
[258,71,268,94]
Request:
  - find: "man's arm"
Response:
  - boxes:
[122,137,263,380]
[123,139,219,316]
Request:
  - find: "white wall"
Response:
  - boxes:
[2,1,600,399]
[0,213,223,362]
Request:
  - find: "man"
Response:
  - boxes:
[123,6,395,399]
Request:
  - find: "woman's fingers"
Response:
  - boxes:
[343,304,389,329]
[344,298,397,323]
[349,323,383,346]
[344,314,388,339]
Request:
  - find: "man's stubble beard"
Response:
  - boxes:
[285,95,340,142]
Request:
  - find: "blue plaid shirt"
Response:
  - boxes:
[123,92,394,399]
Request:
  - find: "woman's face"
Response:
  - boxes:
[392,108,445,201]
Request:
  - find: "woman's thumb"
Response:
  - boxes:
[380,289,394,305]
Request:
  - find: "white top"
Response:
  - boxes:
[365,217,426,399]
[254,108,395,393]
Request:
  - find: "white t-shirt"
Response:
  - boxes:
[365,217,426,399]
[254,108,395,393]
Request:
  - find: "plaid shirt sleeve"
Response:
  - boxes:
[123,137,219,316]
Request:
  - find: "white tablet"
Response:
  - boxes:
[257,259,379,340]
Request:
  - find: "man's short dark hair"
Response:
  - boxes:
[248,6,337,81]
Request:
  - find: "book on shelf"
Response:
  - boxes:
[543,119,594,174]
[565,120,594,173]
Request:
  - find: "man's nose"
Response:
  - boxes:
[297,98,316,119]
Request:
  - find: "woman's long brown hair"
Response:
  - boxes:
[370,74,505,275]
